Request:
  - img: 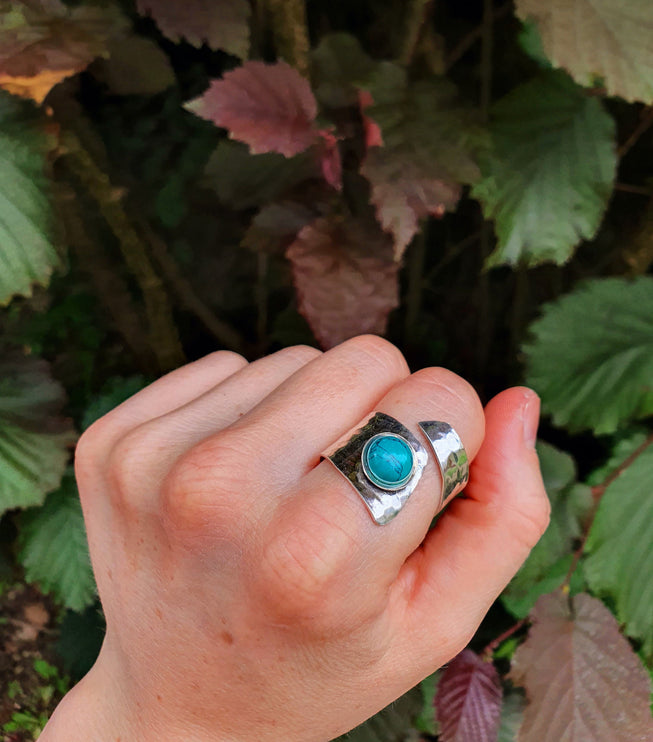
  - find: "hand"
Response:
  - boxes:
[41,336,549,742]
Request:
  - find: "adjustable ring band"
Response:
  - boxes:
[323,413,469,526]
[324,413,428,525]
[418,421,469,510]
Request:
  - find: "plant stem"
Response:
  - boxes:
[482,618,528,659]
[56,182,158,376]
[445,3,510,72]
[265,0,310,76]
[618,105,653,159]
[404,226,428,342]
[256,252,269,356]
[475,0,494,379]
[62,130,186,373]
[561,434,653,590]
[399,0,434,66]
[137,220,251,357]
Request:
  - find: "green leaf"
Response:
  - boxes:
[472,71,616,267]
[18,472,96,611]
[332,686,422,741]
[57,606,105,681]
[91,36,175,96]
[311,32,376,108]
[524,276,653,434]
[502,442,592,618]
[584,441,653,661]
[517,21,551,69]
[497,690,525,742]
[414,672,440,736]
[0,354,75,514]
[361,63,484,259]
[511,593,653,741]
[515,0,653,103]
[136,0,250,59]
[0,92,59,305]
[203,140,319,210]
[81,375,147,431]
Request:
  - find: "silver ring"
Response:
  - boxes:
[323,413,428,525]
[323,414,468,526]
[418,421,469,509]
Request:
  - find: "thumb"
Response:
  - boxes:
[392,387,551,661]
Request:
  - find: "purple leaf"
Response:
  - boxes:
[435,649,503,742]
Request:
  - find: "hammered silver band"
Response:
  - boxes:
[324,413,428,525]
[324,413,469,526]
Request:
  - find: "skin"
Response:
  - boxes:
[39,335,550,742]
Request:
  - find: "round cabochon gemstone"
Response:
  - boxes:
[362,433,415,490]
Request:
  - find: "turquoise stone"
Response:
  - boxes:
[362,434,415,490]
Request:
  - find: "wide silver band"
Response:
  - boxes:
[324,413,428,525]
[324,414,469,526]
[418,421,469,509]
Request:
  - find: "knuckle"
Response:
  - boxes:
[202,349,248,370]
[410,367,484,418]
[508,495,552,551]
[105,424,158,511]
[160,430,254,536]
[256,507,356,625]
[278,345,322,364]
[346,335,410,378]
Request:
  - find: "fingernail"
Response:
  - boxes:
[522,390,540,448]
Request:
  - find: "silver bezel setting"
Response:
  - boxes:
[360,432,416,491]
[323,412,428,525]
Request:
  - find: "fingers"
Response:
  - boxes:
[253,366,485,628]
[77,350,248,467]
[391,387,550,672]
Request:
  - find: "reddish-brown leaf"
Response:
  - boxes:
[187,61,320,157]
[359,68,483,260]
[286,216,399,349]
[0,0,127,103]
[136,0,250,58]
[435,649,503,742]
[362,150,461,260]
[318,131,342,191]
[511,592,653,742]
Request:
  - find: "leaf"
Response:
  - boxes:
[136,0,250,59]
[242,201,318,254]
[511,593,653,741]
[515,0,653,103]
[502,442,592,618]
[497,691,525,742]
[91,35,175,96]
[187,61,321,157]
[472,71,617,267]
[333,685,422,741]
[361,63,483,259]
[524,276,653,434]
[57,606,104,681]
[435,649,502,742]
[286,215,399,349]
[584,441,653,661]
[414,672,441,736]
[0,0,128,103]
[310,32,376,108]
[203,140,320,210]
[517,22,551,69]
[0,91,59,305]
[0,354,75,514]
[18,472,96,611]
[81,376,148,431]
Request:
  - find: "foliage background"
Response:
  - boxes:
[0,0,652,740]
